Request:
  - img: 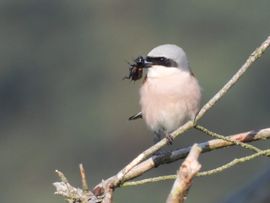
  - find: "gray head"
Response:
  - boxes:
[146,44,189,70]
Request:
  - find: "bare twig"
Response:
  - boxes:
[195,36,270,121]
[122,128,270,182]
[102,186,113,203]
[122,175,176,187]
[55,170,69,183]
[198,149,270,176]
[114,121,193,185]
[54,170,96,203]
[166,144,202,203]
[80,164,89,192]
[53,128,270,202]
[194,125,262,153]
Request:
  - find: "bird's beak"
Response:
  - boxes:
[143,58,153,68]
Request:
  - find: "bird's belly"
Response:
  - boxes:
[141,83,188,133]
[140,94,189,133]
[140,72,201,133]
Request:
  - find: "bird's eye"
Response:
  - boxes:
[160,57,165,61]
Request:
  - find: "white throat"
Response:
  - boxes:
[147,65,183,78]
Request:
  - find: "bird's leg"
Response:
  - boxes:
[154,129,173,145]
[153,130,166,155]
[153,130,163,144]
[153,130,173,155]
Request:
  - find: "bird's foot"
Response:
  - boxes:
[165,133,174,145]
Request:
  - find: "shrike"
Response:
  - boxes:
[129,44,201,143]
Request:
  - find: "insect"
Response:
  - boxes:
[124,56,147,81]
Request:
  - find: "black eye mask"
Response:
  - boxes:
[146,57,178,67]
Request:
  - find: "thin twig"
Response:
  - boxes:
[54,169,96,203]
[102,186,113,203]
[194,125,262,152]
[197,149,270,176]
[122,175,176,187]
[166,144,202,203]
[195,36,270,121]
[79,163,89,192]
[55,170,69,183]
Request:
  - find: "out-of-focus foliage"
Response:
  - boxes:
[0,1,269,202]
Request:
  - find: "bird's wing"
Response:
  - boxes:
[128,112,143,120]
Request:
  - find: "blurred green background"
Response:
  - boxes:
[0,0,270,202]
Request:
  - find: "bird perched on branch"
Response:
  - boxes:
[128,44,201,143]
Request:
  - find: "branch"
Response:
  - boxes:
[53,170,97,203]
[194,125,262,153]
[53,127,270,202]
[195,36,270,121]
[122,128,270,183]
[121,148,270,187]
[122,175,176,187]
[166,144,202,203]
[80,164,89,191]
[112,121,193,187]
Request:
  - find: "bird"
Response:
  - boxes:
[129,44,201,143]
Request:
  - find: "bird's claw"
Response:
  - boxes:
[165,134,174,145]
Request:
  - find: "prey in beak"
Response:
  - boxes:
[124,56,152,81]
